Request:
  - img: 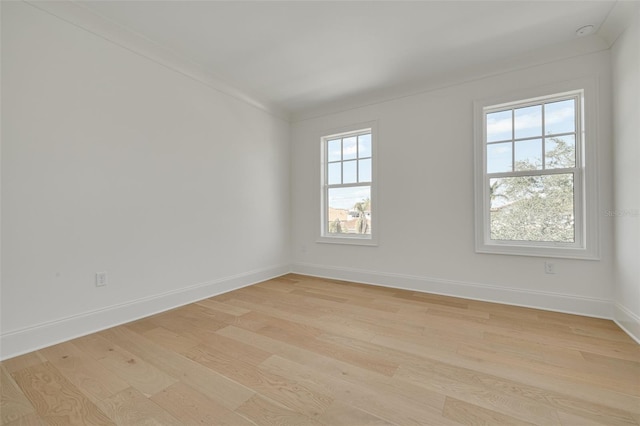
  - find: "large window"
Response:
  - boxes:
[475,88,598,259]
[320,123,376,245]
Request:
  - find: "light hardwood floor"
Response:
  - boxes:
[1,274,639,425]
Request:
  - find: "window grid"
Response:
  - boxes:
[485,94,578,176]
[321,127,374,241]
[326,131,372,187]
[483,91,582,246]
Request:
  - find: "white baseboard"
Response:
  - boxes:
[4,262,633,361]
[292,262,613,320]
[613,303,640,344]
[0,264,290,361]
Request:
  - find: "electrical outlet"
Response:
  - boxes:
[544,262,555,274]
[96,271,108,287]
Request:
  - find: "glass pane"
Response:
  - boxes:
[327,139,341,162]
[487,142,512,173]
[358,158,372,182]
[343,136,357,160]
[343,160,357,184]
[514,139,542,171]
[358,134,372,158]
[545,99,575,135]
[514,105,542,139]
[545,135,575,169]
[486,110,512,142]
[489,174,574,242]
[327,186,371,235]
[328,162,341,185]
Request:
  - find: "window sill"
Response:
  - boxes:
[476,243,599,260]
[317,236,378,247]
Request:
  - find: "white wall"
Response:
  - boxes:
[611,5,640,342]
[2,1,633,360]
[0,2,290,359]
[292,51,614,317]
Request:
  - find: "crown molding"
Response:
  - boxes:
[292,35,609,122]
[24,1,291,121]
[598,0,640,47]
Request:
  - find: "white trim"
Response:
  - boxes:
[598,0,640,47]
[473,78,600,260]
[319,120,379,246]
[613,303,640,345]
[22,0,289,121]
[4,263,636,361]
[316,238,378,247]
[292,262,612,319]
[292,37,608,123]
[0,264,290,361]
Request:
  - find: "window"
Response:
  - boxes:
[320,123,377,245]
[475,87,598,259]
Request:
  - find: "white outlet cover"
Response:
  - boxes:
[96,271,108,286]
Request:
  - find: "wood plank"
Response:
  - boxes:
[217,327,450,424]
[398,359,638,426]
[235,394,323,426]
[246,312,399,377]
[10,362,113,425]
[181,330,272,365]
[557,410,619,426]
[1,366,36,425]
[259,354,452,426]
[122,318,157,335]
[289,288,349,303]
[1,274,638,426]
[218,296,379,342]
[101,326,254,410]
[371,333,640,414]
[581,351,640,373]
[457,343,640,396]
[141,327,200,353]
[150,381,255,426]
[442,396,537,426]
[183,346,333,419]
[38,341,129,402]
[318,401,397,426]
[146,308,227,335]
[482,331,574,364]
[226,288,327,319]
[394,363,562,425]
[1,412,48,426]
[1,354,46,375]
[72,333,176,397]
[96,387,181,425]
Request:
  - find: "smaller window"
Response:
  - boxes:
[320,123,377,245]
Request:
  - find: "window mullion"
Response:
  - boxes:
[321,126,375,242]
[327,182,371,189]
[487,167,577,179]
[340,137,344,184]
[480,90,585,252]
[542,102,546,171]
[511,109,515,172]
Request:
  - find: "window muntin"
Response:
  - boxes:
[477,89,594,257]
[322,128,373,240]
[485,93,580,245]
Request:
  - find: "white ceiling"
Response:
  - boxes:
[76,1,618,118]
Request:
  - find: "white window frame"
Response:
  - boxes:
[318,121,378,246]
[474,80,599,259]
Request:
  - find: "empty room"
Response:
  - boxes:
[1,0,639,425]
